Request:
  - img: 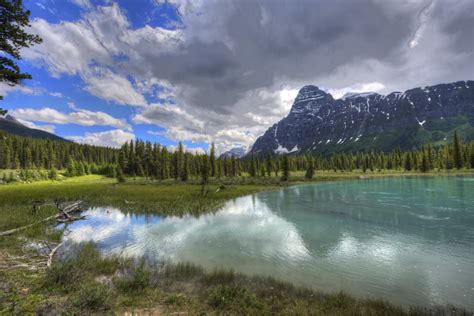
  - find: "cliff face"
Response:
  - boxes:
[250,81,474,156]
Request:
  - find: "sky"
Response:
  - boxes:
[1,0,473,154]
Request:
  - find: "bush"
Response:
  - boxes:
[73,281,110,311]
[208,285,260,311]
[115,262,150,293]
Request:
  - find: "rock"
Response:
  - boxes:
[249,80,474,156]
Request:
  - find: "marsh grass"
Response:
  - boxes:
[33,243,472,315]
[1,173,474,314]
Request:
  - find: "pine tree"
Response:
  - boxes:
[48,168,58,180]
[453,130,463,169]
[116,167,126,183]
[230,156,237,177]
[420,150,429,173]
[404,153,412,171]
[470,143,474,169]
[281,155,290,181]
[249,155,257,177]
[265,153,272,177]
[180,153,189,181]
[66,159,76,177]
[305,155,314,179]
[200,155,210,196]
[0,0,42,105]
[210,142,216,177]
[444,146,453,170]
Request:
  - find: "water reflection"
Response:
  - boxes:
[65,195,310,263]
[63,177,474,309]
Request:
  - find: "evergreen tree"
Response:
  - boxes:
[420,150,429,173]
[210,142,216,177]
[453,130,463,169]
[180,153,189,182]
[200,154,210,196]
[281,155,290,181]
[48,167,58,180]
[265,153,272,177]
[248,155,257,177]
[116,166,126,183]
[305,155,314,179]
[0,0,42,106]
[230,156,237,177]
[404,153,412,171]
[66,159,76,177]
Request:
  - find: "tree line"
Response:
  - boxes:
[0,130,473,183]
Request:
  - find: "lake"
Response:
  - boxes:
[62,176,474,309]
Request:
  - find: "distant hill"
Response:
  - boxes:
[219,146,249,159]
[250,80,474,156]
[0,115,67,141]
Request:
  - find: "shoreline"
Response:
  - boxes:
[1,172,473,314]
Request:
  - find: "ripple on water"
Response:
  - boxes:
[62,177,474,310]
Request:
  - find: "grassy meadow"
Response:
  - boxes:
[1,171,473,314]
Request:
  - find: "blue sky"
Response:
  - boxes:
[2,0,208,152]
[1,0,472,153]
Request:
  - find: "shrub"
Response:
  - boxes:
[73,281,110,311]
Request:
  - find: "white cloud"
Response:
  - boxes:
[328,82,386,99]
[71,0,92,9]
[83,69,147,107]
[0,83,42,97]
[11,107,131,130]
[16,119,56,134]
[67,129,134,147]
[49,91,63,97]
[21,0,474,153]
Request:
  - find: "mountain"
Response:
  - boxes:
[219,146,248,159]
[0,115,67,141]
[250,80,474,156]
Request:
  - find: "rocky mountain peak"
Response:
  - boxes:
[249,80,474,157]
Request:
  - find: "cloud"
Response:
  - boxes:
[11,107,131,131]
[71,0,92,9]
[0,83,42,97]
[49,91,63,97]
[16,119,56,134]
[23,0,474,151]
[83,69,147,107]
[67,129,135,147]
[328,82,386,99]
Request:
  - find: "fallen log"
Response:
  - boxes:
[0,200,85,237]
[0,215,57,236]
[47,241,65,267]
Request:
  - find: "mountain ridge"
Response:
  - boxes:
[0,115,67,142]
[249,80,474,156]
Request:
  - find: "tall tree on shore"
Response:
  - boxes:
[0,0,42,112]
[200,154,210,196]
[404,152,412,171]
[265,153,273,177]
[249,155,257,177]
[180,153,189,181]
[420,150,429,173]
[209,142,216,177]
[281,155,290,181]
[305,155,314,179]
[453,130,463,169]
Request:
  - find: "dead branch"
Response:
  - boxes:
[47,241,65,267]
[0,200,84,237]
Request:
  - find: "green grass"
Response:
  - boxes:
[1,171,474,314]
[4,242,467,315]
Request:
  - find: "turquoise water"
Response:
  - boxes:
[64,177,474,309]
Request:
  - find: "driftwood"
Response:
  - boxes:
[0,200,85,237]
[0,215,58,237]
[47,241,65,267]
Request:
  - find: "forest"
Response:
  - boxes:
[1,130,473,184]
